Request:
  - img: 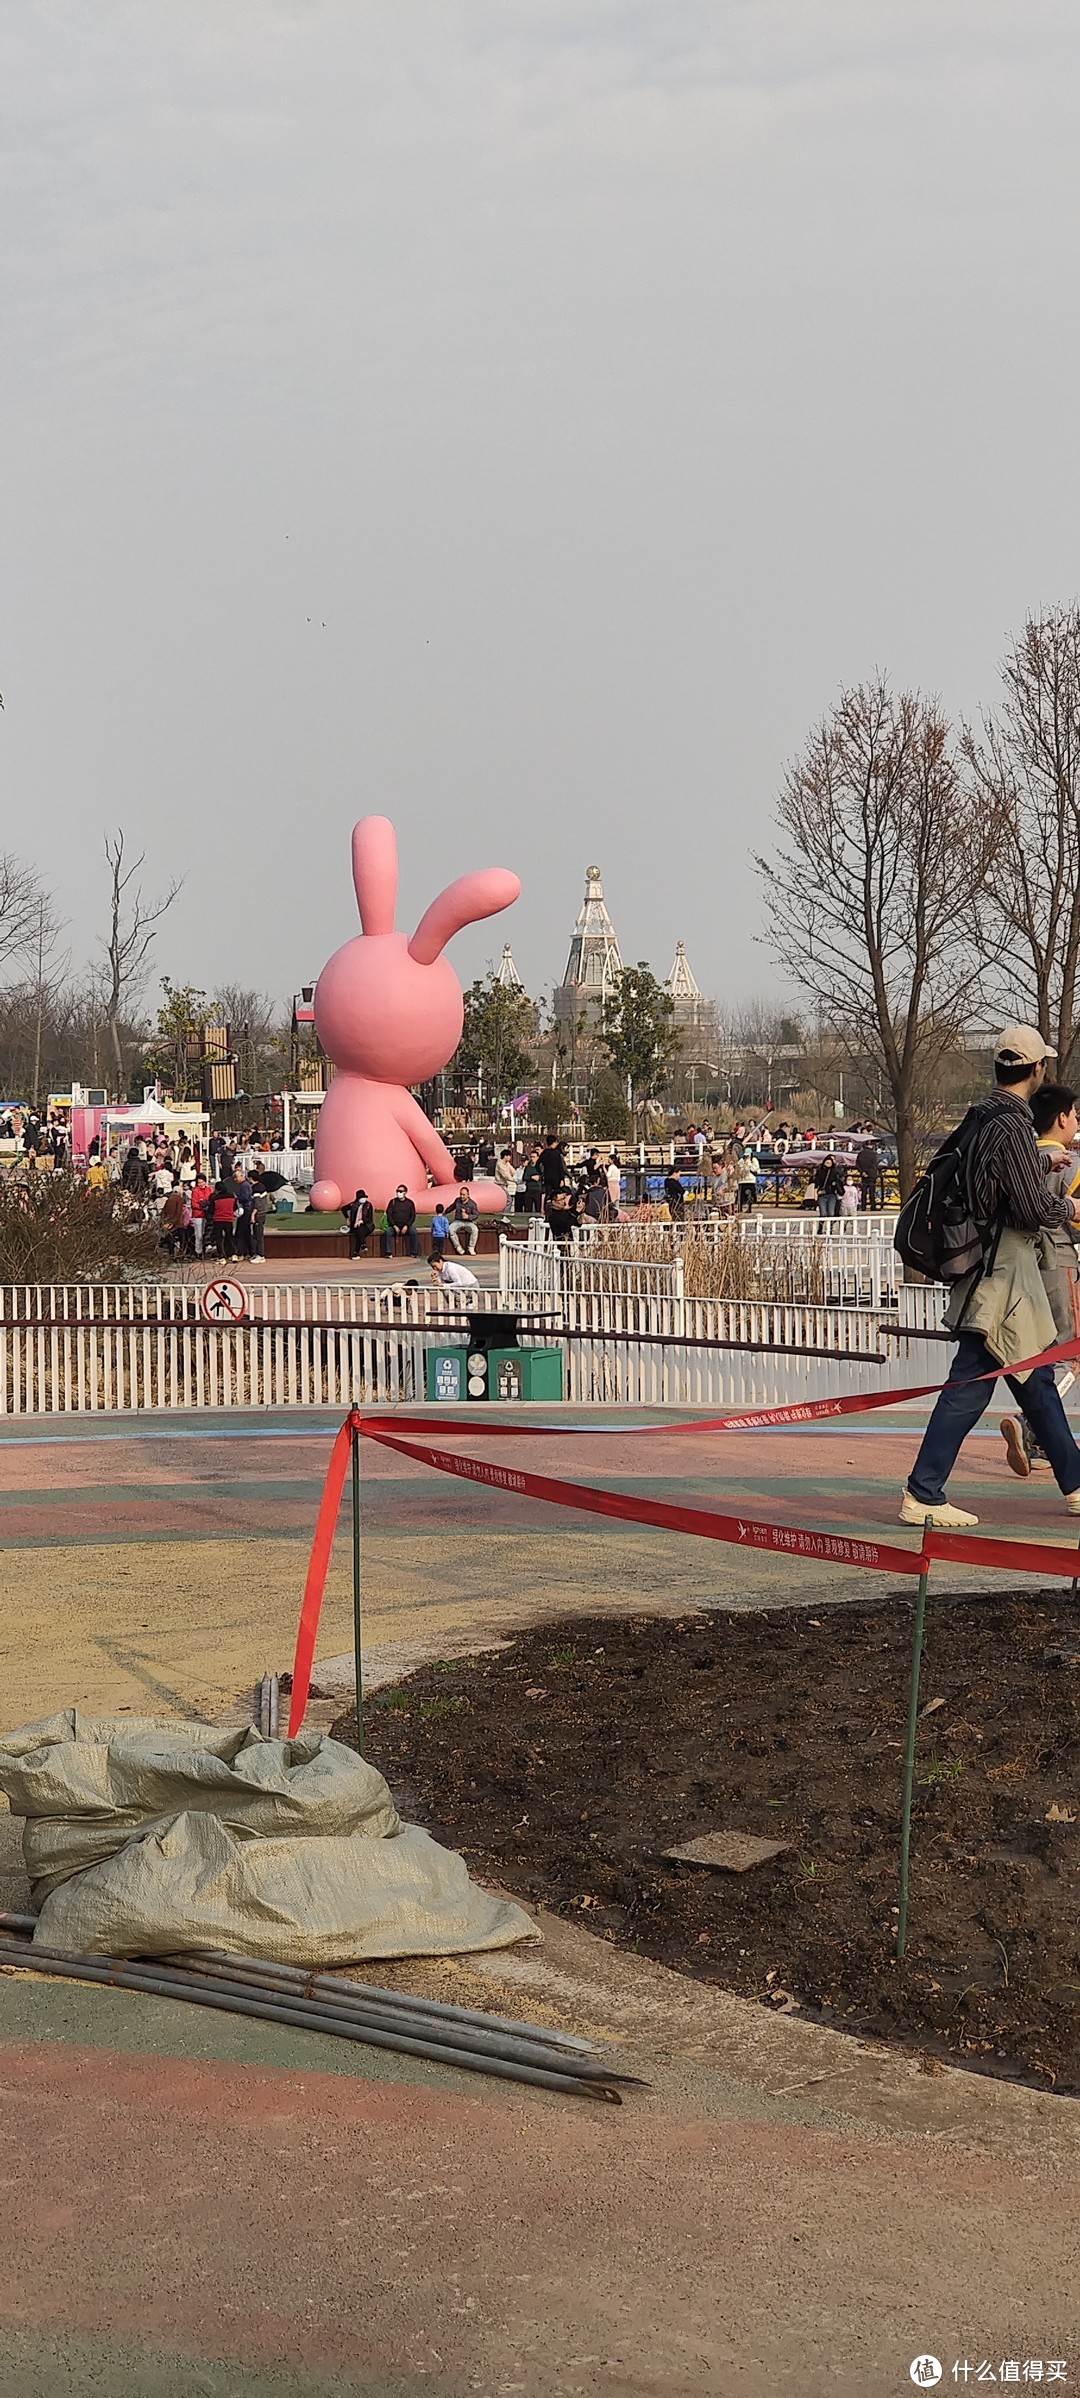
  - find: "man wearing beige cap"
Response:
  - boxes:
[902,1025,1080,1527]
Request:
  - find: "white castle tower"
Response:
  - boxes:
[666,939,707,1027]
[494,942,524,991]
[554,866,623,1022]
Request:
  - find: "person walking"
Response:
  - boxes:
[248,1169,273,1260]
[382,1187,419,1258]
[429,1204,451,1260]
[159,1179,186,1258]
[814,1152,845,1220]
[999,1080,1080,1477]
[448,1184,480,1255]
[538,1134,564,1201]
[189,1171,213,1257]
[522,1148,545,1215]
[605,1153,622,1215]
[855,1137,881,1212]
[737,1147,759,1213]
[707,1154,733,1216]
[209,1180,237,1261]
[232,1165,255,1259]
[901,1028,1080,1528]
[495,1149,518,1209]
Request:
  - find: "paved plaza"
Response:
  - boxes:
[0,1401,1077,1729]
[1,1401,1079,2393]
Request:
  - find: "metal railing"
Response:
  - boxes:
[505,1224,900,1309]
[0,1273,939,1418]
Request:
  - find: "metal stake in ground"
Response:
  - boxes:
[351,1412,364,1753]
[897,1554,931,1961]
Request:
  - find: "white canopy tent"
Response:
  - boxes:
[100,1102,209,1160]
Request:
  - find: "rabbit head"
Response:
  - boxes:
[314,816,521,1081]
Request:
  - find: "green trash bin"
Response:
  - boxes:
[487,1346,564,1402]
[425,1346,469,1402]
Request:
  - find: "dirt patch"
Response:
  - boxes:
[333,1594,1080,2093]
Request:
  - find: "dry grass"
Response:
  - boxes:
[0,1170,163,1283]
[580,1218,829,1302]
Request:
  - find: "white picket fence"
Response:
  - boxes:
[0,1282,434,1325]
[0,1273,943,1418]
[502,1224,900,1310]
[0,1282,491,1415]
[560,1331,889,1413]
[564,1212,896,1243]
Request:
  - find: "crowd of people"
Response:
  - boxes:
[85,1126,292,1260]
[0,1094,892,1265]
[0,1108,71,1165]
[338,1119,892,1262]
[668,1120,887,1221]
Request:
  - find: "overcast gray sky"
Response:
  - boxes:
[2,2,1079,1023]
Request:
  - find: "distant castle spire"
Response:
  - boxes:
[495,942,524,991]
[666,940,701,1005]
[557,866,623,1017]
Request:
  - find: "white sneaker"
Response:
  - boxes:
[1065,1490,1080,1516]
[899,1490,979,1529]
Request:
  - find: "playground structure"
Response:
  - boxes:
[310,816,521,1213]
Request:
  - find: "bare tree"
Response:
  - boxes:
[965,606,1080,1077]
[28,894,66,1108]
[756,679,1002,1195]
[101,834,180,1094]
[0,852,47,981]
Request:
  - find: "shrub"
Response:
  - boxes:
[0,1170,163,1283]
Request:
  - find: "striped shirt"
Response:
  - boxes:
[969,1089,1075,1233]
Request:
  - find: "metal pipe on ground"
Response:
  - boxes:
[170,1953,609,2074]
[0,1910,597,2057]
[0,1939,639,2101]
[191,1948,599,2053]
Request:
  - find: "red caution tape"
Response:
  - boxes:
[285,1385,1080,1730]
[361,1425,926,1577]
[357,1328,1080,1443]
[925,1525,1080,1578]
[286,1413,356,1739]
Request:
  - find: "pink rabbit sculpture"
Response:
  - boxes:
[309,816,521,1214]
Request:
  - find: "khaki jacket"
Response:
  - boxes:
[1034,1142,1080,1343]
[945,1226,1056,1378]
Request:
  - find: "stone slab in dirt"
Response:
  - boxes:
[662,1831,790,1871]
[334,1593,1080,2095]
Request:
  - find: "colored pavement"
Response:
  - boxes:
[0,1404,1079,2391]
[0,1897,1078,2396]
[0,1406,1075,1730]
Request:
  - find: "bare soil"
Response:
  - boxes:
[333,1594,1080,2092]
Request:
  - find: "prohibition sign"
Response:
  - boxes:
[201,1277,248,1324]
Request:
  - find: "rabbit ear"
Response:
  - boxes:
[409,868,521,965]
[351,818,398,935]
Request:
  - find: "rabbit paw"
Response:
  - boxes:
[310,1177,344,1212]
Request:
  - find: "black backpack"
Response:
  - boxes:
[894,1103,1001,1282]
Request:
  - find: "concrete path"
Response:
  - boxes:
[1,1404,1078,2391]
[0,1891,1076,2397]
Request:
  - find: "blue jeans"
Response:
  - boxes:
[908,1331,1080,1503]
[818,1192,839,1219]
